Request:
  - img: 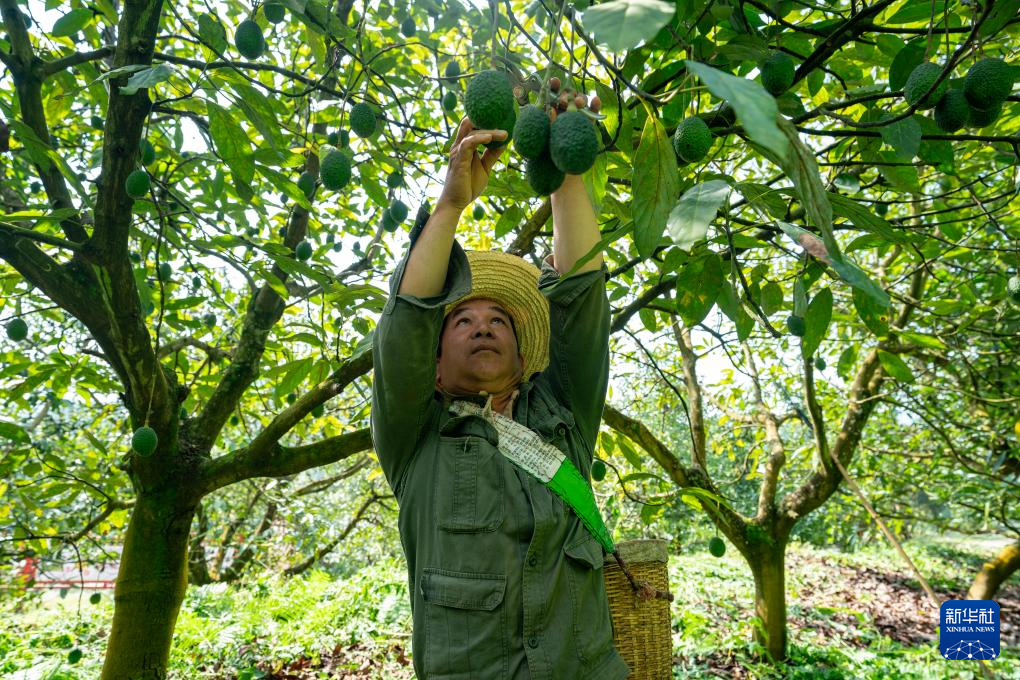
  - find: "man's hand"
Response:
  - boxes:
[436,117,507,214]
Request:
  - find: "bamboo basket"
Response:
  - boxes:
[603,539,672,680]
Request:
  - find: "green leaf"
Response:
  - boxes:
[888,42,925,91]
[119,64,175,95]
[759,281,784,316]
[52,9,92,37]
[667,179,731,252]
[198,13,228,54]
[887,0,947,24]
[257,164,311,210]
[879,115,921,161]
[853,287,890,337]
[686,60,788,161]
[494,205,524,239]
[736,182,787,219]
[775,119,837,259]
[632,108,679,259]
[717,280,754,340]
[801,288,832,359]
[980,0,1020,36]
[830,254,891,308]
[675,252,724,327]
[639,308,658,333]
[0,421,30,444]
[899,331,947,350]
[877,350,916,384]
[273,357,315,398]
[207,101,254,186]
[827,193,912,244]
[581,0,677,52]
[837,344,858,380]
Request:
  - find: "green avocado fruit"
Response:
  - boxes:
[263,2,286,24]
[672,116,712,163]
[513,104,551,160]
[903,62,948,110]
[297,171,317,198]
[786,314,806,337]
[549,110,598,175]
[963,58,1014,110]
[442,90,458,112]
[389,199,409,223]
[465,69,515,130]
[590,459,607,482]
[759,51,795,96]
[472,203,485,220]
[131,426,158,456]
[709,537,726,558]
[125,169,150,199]
[6,318,28,342]
[933,89,970,132]
[349,102,377,137]
[526,146,566,196]
[234,19,265,59]
[320,150,352,191]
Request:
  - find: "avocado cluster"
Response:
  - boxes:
[463,74,601,196]
[906,58,1016,132]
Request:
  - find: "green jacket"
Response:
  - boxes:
[371,239,629,680]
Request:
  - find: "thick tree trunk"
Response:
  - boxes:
[187,500,212,586]
[749,542,788,661]
[967,540,1020,601]
[101,492,195,680]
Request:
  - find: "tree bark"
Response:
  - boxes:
[749,540,789,662]
[967,539,1020,601]
[101,492,195,680]
[187,500,212,586]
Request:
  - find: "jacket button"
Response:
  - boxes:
[528,555,538,567]
[528,636,539,648]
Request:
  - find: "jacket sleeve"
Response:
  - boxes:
[371,238,472,495]
[535,256,611,454]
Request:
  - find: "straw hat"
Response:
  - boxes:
[444,250,550,379]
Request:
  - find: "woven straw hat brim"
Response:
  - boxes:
[444,250,550,378]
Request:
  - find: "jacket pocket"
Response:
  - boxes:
[421,568,508,679]
[436,436,504,533]
[563,530,612,666]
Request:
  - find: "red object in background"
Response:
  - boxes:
[19,556,38,584]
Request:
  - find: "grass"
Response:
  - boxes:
[1,536,1017,679]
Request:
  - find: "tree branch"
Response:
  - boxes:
[197,427,373,496]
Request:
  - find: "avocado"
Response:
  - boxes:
[933,89,969,132]
[125,169,150,199]
[465,69,515,130]
[234,19,265,59]
[759,51,795,96]
[709,537,726,558]
[297,171,317,198]
[549,110,598,174]
[672,116,712,163]
[526,147,566,195]
[131,426,158,456]
[512,104,551,160]
[350,102,377,137]
[5,318,28,342]
[786,314,806,337]
[386,170,403,188]
[263,2,286,24]
[295,240,313,260]
[442,90,458,112]
[963,58,1014,110]
[320,150,352,191]
[389,199,409,223]
[903,62,948,110]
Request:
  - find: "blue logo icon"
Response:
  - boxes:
[940,600,1000,660]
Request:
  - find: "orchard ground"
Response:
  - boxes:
[2,534,1017,679]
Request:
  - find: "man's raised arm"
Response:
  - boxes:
[549,173,603,275]
[398,119,507,297]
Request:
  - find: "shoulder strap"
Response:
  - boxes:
[449,400,614,553]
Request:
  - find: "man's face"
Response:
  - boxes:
[437,298,524,394]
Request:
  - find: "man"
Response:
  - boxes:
[371,117,628,679]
